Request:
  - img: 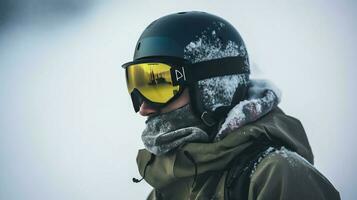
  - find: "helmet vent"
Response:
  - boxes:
[177,12,187,15]
[136,42,141,51]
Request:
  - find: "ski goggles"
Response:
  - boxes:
[122,57,249,112]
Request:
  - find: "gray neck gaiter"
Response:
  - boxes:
[142,104,209,156]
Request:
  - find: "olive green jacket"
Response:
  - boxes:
[136,108,340,200]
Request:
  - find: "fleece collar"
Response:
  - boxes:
[215,79,281,141]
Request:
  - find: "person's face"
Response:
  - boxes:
[139,89,190,116]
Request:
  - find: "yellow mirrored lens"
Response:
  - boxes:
[126,63,180,103]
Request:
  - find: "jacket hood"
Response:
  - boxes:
[136,107,313,189]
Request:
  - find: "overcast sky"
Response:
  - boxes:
[0,1,356,199]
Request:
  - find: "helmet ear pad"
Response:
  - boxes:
[188,77,249,125]
[188,82,219,139]
[230,81,248,105]
[187,81,244,140]
[188,82,205,120]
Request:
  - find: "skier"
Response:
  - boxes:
[122,11,340,200]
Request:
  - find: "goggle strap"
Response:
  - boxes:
[171,56,249,86]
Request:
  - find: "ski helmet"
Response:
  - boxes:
[123,11,250,126]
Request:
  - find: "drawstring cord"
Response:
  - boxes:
[133,151,198,188]
[184,151,198,188]
[132,153,155,183]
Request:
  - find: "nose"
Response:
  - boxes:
[139,101,158,116]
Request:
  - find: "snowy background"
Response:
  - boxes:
[0,0,356,199]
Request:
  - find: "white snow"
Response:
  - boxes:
[198,74,248,111]
[184,35,241,63]
[249,147,314,178]
[249,147,275,177]
[215,80,281,140]
[183,21,251,111]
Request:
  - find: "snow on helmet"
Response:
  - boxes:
[129,11,250,125]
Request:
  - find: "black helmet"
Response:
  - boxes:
[126,11,250,126]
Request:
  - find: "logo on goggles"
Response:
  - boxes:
[175,67,186,82]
